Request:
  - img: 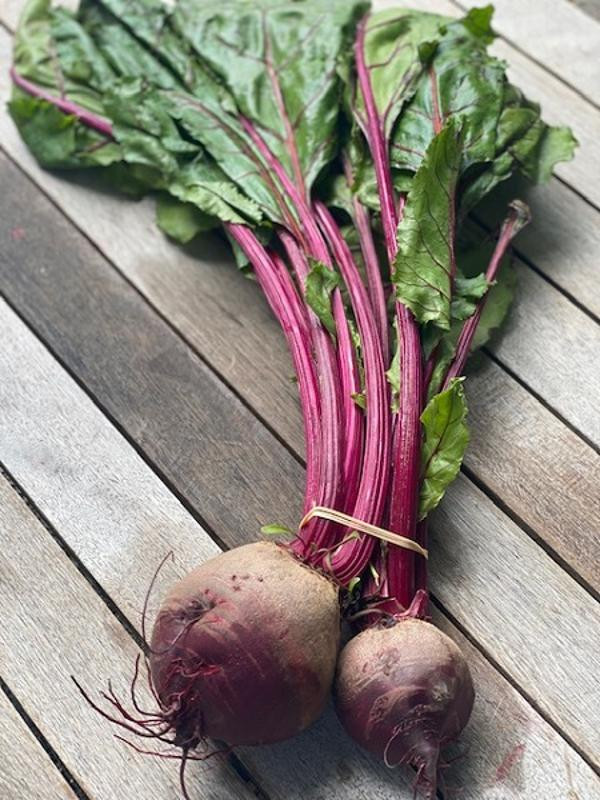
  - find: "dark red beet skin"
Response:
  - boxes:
[150,541,340,748]
[335,618,474,797]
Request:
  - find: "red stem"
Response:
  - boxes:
[355,14,423,607]
[354,17,398,259]
[278,231,345,552]
[315,203,391,583]
[442,208,523,390]
[227,225,321,513]
[343,156,389,363]
[11,67,114,138]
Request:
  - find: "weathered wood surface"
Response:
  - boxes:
[457,0,600,106]
[477,178,600,320]
[1,301,599,798]
[0,475,255,800]
[465,360,600,593]
[1,0,599,797]
[0,691,78,800]
[1,47,599,587]
[1,161,600,771]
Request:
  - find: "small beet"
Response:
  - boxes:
[334,618,474,797]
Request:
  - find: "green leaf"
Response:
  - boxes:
[347,576,361,594]
[386,324,401,411]
[356,9,444,139]
[351,392,366,410]
[419,378,469,519]
[473,262,516,350]
[393,119,464,329]
[156,194,215,244]
[305,260,342,336]
[460,5,495,44]
[451,272,490,320]
[260,523,294,537]
[391,14,506,175]
[171,0,368,192]
[8,93,121,168]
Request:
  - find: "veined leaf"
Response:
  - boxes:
[391,13,505,176]
[419,377,469,519]
[355,9,443,139]
[393,119,464,330]
[461,85,578,210]
[451,272,490,321]
[172,0,368,194]
[305,260,342,336]
[156,194,215,244]
[8,93,122,168]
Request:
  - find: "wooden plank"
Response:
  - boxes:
[1,134,599,592]
[465,358,600,593]
[2,302,599,799]
[476,177,600,320]
[0,169,304,548]
[489,259,600,447]
[457,0,600,107]
[0,691,78,800]
[0,477,255,800]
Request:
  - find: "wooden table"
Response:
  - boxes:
[1,1,599,797]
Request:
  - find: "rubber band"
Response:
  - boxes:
[299,506,428,559]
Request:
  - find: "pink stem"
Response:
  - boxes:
[442,208,523,390]
[226,225,321,514]
[315,202,391,584]
[279,231,344,552]
[355,15,423,607]
[11,67,114,138]
[344,157,389,363]
[354,18,398,259]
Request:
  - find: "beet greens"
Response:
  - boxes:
[9,0,576,795]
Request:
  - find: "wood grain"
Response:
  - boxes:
[464,359,600,593]
[476,177,600,320]
[456,0,600,106]
[488,260,600,447]
[0,157,305,546]
[0,691,78,800]
[1,135,598,593]
[0,476,254,800]
[1,299,599,798]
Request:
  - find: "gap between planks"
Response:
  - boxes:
[1,298,599,798]
[0,683,85,800]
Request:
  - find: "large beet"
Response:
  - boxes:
[335,618,474,797]
[150,541,340,747]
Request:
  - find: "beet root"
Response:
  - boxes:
[334,618,474,797]
[149,541,340,748]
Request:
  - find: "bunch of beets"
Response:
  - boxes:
[10,0,575,796]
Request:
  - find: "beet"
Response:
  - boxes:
[334,618,474,797]
[149,541,340,747]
